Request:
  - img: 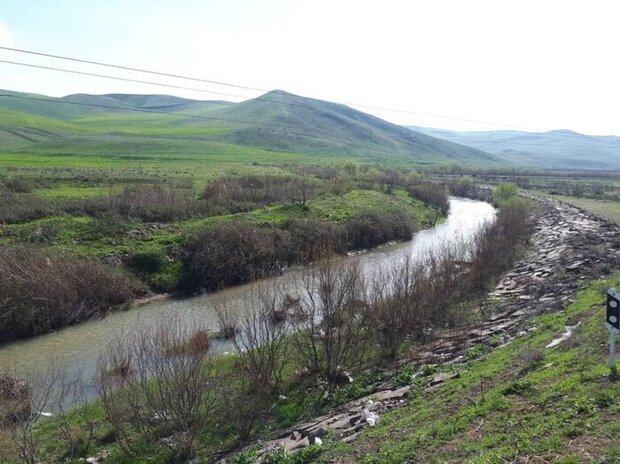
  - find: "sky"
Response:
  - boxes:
[1,0,619,135]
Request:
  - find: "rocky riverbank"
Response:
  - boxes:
[229,195,620,461]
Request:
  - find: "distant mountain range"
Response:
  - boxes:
[0,89,497,166]
[408,125,620,170]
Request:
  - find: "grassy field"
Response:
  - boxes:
[321,276,620,464]
[552,195,620,226]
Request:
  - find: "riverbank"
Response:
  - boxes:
[0,187,442,341]
[229,195,620,462]
[0,197,503,463]
[0,198,492,397]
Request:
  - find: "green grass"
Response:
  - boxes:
[324,276,620,464]
[8,277,618,464]
[552,195,620,226]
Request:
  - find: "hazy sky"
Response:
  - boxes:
[1,0,619,135]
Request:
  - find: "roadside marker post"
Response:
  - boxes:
[607,288,620,369]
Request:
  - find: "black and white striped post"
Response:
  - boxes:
[607,288,620,369]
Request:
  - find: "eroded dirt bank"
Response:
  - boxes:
[231,196,620,460]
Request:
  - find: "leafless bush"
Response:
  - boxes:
[423,242,473,329]
[469,198,532,292]
[292,259,371,382]
[0,191,51,223]
[369,255,429,358]
[97,319,217,461]
[0,247,147,338]
[286,219,345,263]
[54,372,96,459]
[202,175,319,214]
[180,223,288,293]
[217,371,273,442]
[1,177,33,194]
[218,284,291,394]
[405,181,449,214]
[344,211,414,250]
[1,362,64,464]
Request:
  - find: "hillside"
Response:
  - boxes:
[409,125,620,170]
[208,90,499,163]
[0,89,498,165]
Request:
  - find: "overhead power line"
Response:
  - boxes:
[0,59,255,100]
[0,45,266,92]
[0,45,551,132]
[0,46,613,141]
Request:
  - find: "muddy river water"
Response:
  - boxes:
[0,197,495,401]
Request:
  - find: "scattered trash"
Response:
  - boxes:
[314,436,323,446]
[39,411,53,418]
[546,322,580,348]
[278,394,287,401]
[361,408,379,426]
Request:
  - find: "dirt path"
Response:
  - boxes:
[221,196,620,461]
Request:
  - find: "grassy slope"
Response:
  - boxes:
[324,277,620,464]
[0,89,498,167]
[211,90,498,164]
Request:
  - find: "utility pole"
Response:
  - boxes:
[607,288,620,369]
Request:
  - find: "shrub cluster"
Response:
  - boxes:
[180,210,416,293]
[70,184,203,222]
[202,174,318,214]
[405,181,450,214]
[344,211,414,250]
[469,197,533,291]
[0,248,147,338]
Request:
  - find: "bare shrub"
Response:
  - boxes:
[54,372,96,460]
[405,181,449,214]
[63,184,201,222]
[1,363,64,464]
[180,223,288,293]
[218,284,291,394]
[0,247,147,338]
[369,255,429,358]
[286,218,345,263]
[0,191,51,223]
[2,177,33,194]
[202,175,319,214]
[97,319,217,461]
[217,371,273,443]
[344,211,414,251]
[469,198,532,292]
[423,242,473,329]
[292,259,370,382]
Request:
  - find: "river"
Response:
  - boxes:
[0,197,495,401]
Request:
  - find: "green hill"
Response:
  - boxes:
[208,90,499,163]
[0,89,498,165]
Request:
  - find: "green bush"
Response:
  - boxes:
[493,182,519,206]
